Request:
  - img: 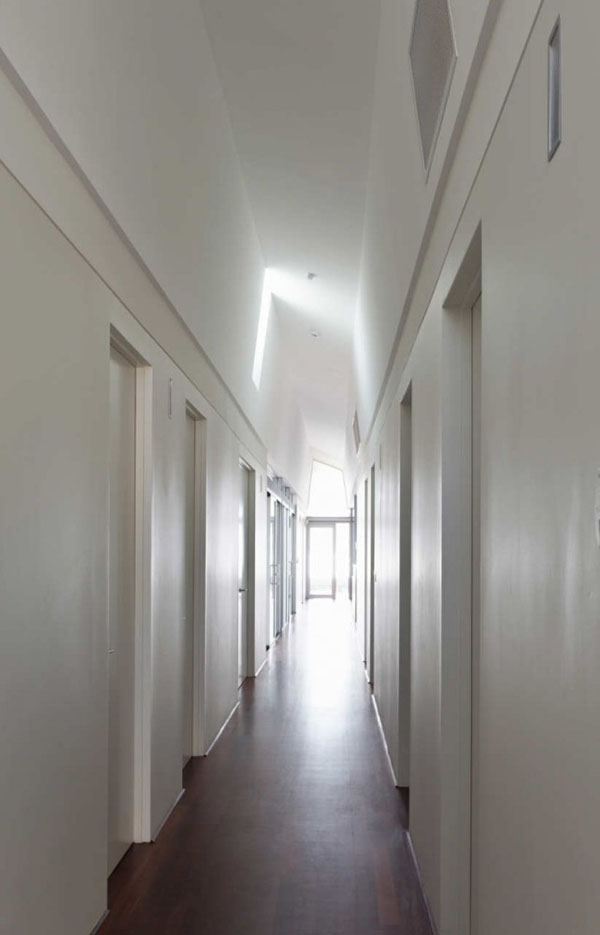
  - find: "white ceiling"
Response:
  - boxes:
[200,0,381,463]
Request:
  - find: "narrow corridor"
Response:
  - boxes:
[103,601,432,934]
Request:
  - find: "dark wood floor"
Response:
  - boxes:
[102,600,432,935]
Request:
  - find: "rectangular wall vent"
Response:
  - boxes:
[410,0,457,173]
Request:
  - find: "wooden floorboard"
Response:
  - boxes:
[102,600,432,935]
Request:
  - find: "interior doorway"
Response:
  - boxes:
[268,493,275,644]
[368,463,376,686]
[363,478,369,663]
[267,487,295,643]
[288,509,296,617]
[441,225,482,935]
[470,292,482,935]
[183,410,196,766]
[183,406,206,768]
[399,385,413,794]
[107,343,137,874]
[353,494,358,625]
[238,462,251,687]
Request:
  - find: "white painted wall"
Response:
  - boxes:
[0,58,272,934]
[353,1,600,933]
[0,0,312,499]
[0,0,259,433]
[261,309,313,504]
[0,13,307,902]
[353,0,543,439]
[0,166,109,935]
[4,1,600,934]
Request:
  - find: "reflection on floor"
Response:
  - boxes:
[102,599,432,935]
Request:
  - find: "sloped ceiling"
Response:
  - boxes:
[200,0,382,464]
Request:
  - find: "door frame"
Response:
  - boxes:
[268,492,276,644]
[109,326,153,844]
[440,224,481,935]
[352,494,358,622]
[363,478,369,663]
[290,511,297,615]
[368,463,376,685]
[184,403,207,758]
[274,499,284,636]
[238,459,255,683]
[398,383,413,790]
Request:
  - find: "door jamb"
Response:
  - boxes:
[440,224,481,935]
[185,403,207,758]
[109,326,153,844]
[239,459,255,680]
[398,383,413,789]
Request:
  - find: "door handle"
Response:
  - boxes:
[238,588,247,593]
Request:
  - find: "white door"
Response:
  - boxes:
[107,345,136,875]
[238,464,250,687]
[182,411,196,767]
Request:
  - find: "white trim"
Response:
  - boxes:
[371,695,398,787]
[406,832,440,935]
[0,49,268,465]
[398,386,413,789]
[187,408,207,758]
[438,228,481,935]
[152,788,185,842]
[109,326,153,845]
[440,304,472,934]
[89,909,110,934]
[134,362,153,843]
[239,459,256,681]
[205,702,240,757]
[346,0,541,484]
[254,656,269,678]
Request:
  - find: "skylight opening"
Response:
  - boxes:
[252,269,273,389]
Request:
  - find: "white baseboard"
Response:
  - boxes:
[254,656,268,678]
[205,700,240,756]
[370,694,398,786]
[152,787,185,842]
[406,831,439,935]
[89,909,110,934]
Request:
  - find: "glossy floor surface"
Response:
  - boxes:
[103,600,432,934]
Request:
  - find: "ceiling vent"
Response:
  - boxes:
[410,0,457,174]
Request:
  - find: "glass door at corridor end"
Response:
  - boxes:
[307,524,336,598]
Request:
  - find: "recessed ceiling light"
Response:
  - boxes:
[310,329,321,338]
[307,272,317,280]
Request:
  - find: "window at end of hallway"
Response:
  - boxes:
[308,461,349,517]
